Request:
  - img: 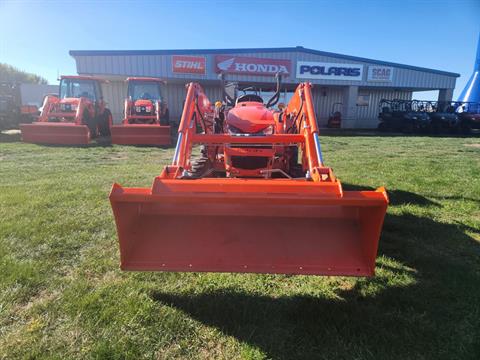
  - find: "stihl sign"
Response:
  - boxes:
[215,55,291,76]
[172,55,206,74]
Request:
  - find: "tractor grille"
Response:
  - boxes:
[135,109,152,115]
[59,104,75,113]
[134,105,155,115]
[233,144,272,149]
[231,156,269,170]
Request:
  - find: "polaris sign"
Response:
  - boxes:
[296,61,363,81]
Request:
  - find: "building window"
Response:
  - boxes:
[356,94,370,106]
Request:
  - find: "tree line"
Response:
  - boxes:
[0,63,48,84]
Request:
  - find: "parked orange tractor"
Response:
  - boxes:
[110,77,170,146]
[20,76,112,145]
[110,75,388,276]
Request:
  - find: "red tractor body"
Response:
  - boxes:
[110,77,170,146]
[20,76,112,145]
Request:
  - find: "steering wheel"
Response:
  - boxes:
[236,94,263,104]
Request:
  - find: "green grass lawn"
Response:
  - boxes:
[1,133,479,359]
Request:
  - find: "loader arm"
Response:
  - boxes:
[172,83,214,170]
[283,82,330,182]
[37,95,59,122]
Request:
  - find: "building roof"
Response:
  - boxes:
[69,46,460,78]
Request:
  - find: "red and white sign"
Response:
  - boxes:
[215,55,291,76]
[172,55,206,74]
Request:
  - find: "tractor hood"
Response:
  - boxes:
[58,98,79,111]
[226,101,275,133]
[60,98,80,105]
[134,99,154,106]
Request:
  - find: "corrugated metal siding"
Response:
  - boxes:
[74,50,457,90]
[101,81,126,124]
[312,87,344,126]
[203,85,223,103]
[356,89,412,128]
[163,83,187,122]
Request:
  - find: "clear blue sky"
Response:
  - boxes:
[0,0,479,99]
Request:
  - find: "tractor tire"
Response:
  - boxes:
[377,122,388,132]
[288,146,305,178]
[430,121,441,135]
[0,115,6,131]
[97,109,112,137]
[84,110,97,138]
[184,154,212,179]
[160,109,170,126]
[460,123,472,135]
[402,121,414,134]
[449,124,460,135]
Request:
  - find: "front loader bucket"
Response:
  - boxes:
[111,124,171,146]
[110,178,388,276]
[20,123,90,145]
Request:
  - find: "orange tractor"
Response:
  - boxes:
[20,75,112,145]
[110,77,170,146]
[110,75,388,276]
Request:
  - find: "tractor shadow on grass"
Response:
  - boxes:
[343,183,480,207]
[342,183,442,207]
[151,211,480,359]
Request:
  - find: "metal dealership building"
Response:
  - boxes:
[69,47,459,128]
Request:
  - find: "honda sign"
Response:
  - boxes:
[215,55,291,76]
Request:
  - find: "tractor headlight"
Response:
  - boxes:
[71,104,78,111]
[136,106,141,112]
[145,106,152,112]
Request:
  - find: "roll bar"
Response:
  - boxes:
[219,72,283,108]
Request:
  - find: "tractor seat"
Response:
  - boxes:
[80,92,92,99]
[237,94,264,104]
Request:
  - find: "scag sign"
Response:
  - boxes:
[172,55,206,74]
[215,56,291,76]
[367,66,394,82]
[296,61,363,81]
